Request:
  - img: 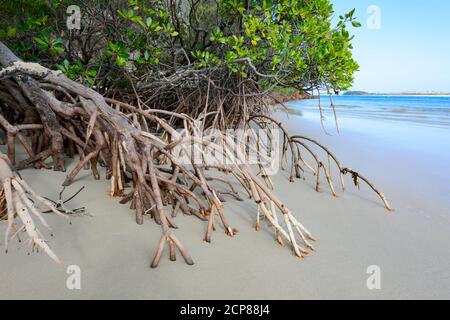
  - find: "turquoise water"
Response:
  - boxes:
[285,94,450,210]
[286,95,450,161]
[287,95,450,129]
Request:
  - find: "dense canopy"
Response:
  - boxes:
[1,0,359,99]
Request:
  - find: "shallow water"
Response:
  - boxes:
[283,95,450,215]
[288,95,450,129]
[286,95,450,160]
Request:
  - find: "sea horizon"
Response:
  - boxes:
[287,95,450,130]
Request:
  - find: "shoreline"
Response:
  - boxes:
[1,111,449,299]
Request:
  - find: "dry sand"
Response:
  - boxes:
[1,113,449,299]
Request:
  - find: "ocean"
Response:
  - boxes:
[286,95,450,156]
[287,95,450,129]
[280,94,450,223]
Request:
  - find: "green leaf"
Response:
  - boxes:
[86,69,97,77]
[146,17,153,27]
[33,37,48,47]
[116,56,127,66]
[6,27,17,37]
[53,38,64,46]
[108,41,118,51]
[104,50,113,57]
[53,46,65,54]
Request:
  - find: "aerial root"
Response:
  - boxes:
[341,168,393,211]
[0,52,392,268]
[0,150,76,263]
[1,176,67,263]
[150,231,194,268]
[250,115,392,211]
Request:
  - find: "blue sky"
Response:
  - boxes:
[331,0,450,93]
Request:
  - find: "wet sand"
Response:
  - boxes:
[1,112,449,299]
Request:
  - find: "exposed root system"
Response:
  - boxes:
[0,41,391,266]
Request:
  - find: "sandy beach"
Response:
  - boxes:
[1,108,449,300]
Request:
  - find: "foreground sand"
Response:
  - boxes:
[1,114,449,299]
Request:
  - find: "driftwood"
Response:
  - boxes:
[0,41,391,266]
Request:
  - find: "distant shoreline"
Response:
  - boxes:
[269,91,450,107]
